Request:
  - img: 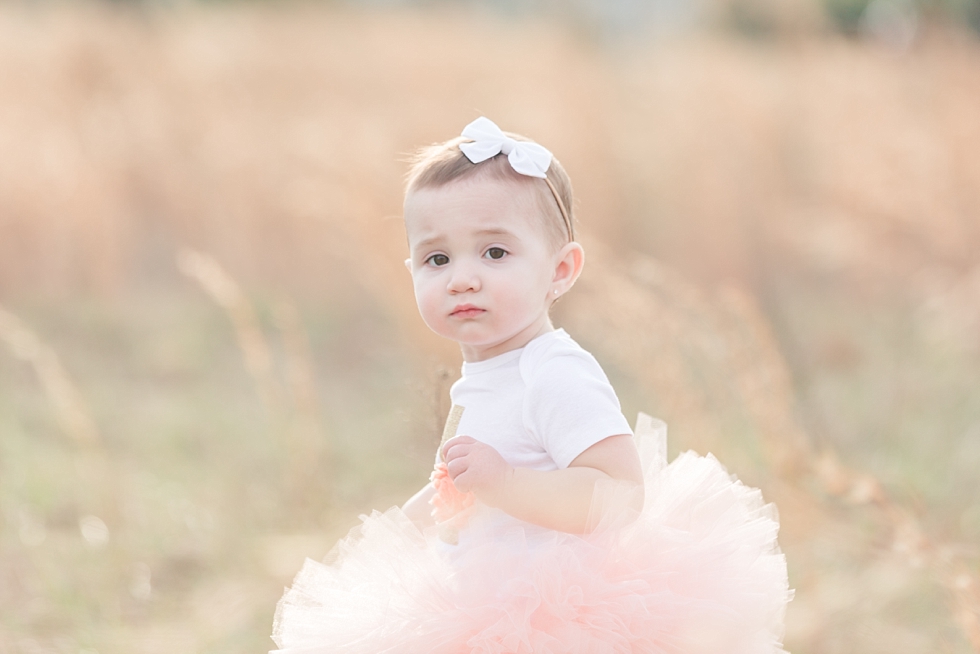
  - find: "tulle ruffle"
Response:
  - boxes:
[271,415,791,654]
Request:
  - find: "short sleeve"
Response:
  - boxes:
[522,351,633,469]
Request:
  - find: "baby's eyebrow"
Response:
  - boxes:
[475,227,516,238]
[411,235,441,251]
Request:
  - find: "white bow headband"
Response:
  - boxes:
[459,117,552,178]
[458,117,574,241]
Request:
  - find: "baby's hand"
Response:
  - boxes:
[441,436,513,507]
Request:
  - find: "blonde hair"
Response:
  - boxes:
[404,133,575,249]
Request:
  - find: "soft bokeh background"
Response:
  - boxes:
[2,0,980,652]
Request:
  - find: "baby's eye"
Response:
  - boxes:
[426,253,450,267]
[484,247,507,260]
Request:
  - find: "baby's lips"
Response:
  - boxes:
[449,305,486,320]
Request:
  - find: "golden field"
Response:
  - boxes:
[1,3,979,652]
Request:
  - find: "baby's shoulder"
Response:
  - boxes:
[518,329,607,387]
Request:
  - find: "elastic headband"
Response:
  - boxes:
[458,117,574,242]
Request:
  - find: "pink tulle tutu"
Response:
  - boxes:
[271,415,792,654]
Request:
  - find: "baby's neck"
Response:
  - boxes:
[459,319,555,363]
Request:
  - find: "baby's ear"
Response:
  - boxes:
[404,258,412,272]
[553,242,585,288]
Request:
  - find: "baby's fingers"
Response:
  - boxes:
[450,467,474,492]
[446,457,469,480]
[442,435,477,461]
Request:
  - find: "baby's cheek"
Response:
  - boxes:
[414,285,440,323]
[502,288,542,319]
[418,305,443,333]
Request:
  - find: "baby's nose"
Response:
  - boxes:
[447,264,480,293]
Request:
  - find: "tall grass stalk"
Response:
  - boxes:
[177,248,281,414]
[0,303,100,446]
[177,248,330,504]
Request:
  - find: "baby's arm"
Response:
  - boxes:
[442,435,643,534]
[401,482,437,530]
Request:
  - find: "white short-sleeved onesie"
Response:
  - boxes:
[447,328,633,470]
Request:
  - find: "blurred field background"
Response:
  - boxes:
[2,0,980,651]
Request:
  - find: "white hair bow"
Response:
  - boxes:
[459,117,552,179]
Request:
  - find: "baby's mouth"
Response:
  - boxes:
[451,305,485,318]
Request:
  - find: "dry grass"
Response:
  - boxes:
[1,3,979,653]
[0,303,100,447]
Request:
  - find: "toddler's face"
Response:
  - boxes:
[404,176,561,362]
